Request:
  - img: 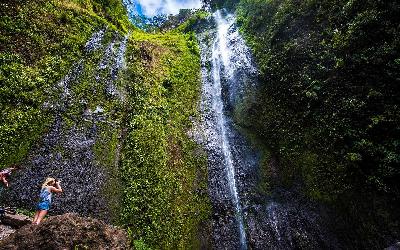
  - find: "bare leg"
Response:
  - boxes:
[33,211,40,224]
[36,210,48,224]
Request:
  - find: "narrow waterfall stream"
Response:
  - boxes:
[210,10,247,249]
[196,10,259,249]
[197,10,341,249]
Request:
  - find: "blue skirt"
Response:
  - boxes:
[37,201,51,211]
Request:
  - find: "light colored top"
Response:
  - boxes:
[39,187,52,203]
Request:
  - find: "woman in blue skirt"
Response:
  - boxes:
[32,177,63,225]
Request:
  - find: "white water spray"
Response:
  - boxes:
[211,10,248,249]
[196,9,259,249]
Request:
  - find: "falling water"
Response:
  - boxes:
[196,10,341,249]
[196,10,259,249]
[211,10,247,249]
[212,19,245,250]
[85,29,105,53]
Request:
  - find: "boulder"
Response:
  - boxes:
[1,214,31,228]
[0,225,15,241]
[0,213,130,249]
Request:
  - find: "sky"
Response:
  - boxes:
[132,0,202,17]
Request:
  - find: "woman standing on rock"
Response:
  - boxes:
[32,178,63,225]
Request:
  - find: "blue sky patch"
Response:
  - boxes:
[130,0,202,17]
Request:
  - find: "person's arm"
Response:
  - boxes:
[2,177,8,188]
[50,181,63,193]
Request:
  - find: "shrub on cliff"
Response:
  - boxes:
[236,0,400,246]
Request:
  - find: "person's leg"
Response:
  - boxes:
[32,211,40,224]
[36,210,48,224]
[0,178,5,189]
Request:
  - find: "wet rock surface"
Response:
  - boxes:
[196,11,341,249]
[196,11,259,249]
[245,189,341,249]
[2,115,110,219]
[0,213,130,249]
[1,30,128,221]
[386,241,400,250]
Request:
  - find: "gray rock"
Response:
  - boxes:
[1,214,31,228]
[386,241,400,250]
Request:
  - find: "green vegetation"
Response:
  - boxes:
[130,9,210,33]
[15,207,35,217]
[232,0,399,246]
[0,0,131,168]
[1,0,210,248]
[175,10,211,33]
[120,29,209,248]
[204,0,240,10]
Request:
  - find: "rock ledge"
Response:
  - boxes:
[0,213,130,249]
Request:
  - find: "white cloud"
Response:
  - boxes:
[136,0,202,17]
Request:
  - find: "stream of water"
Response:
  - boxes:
[211,10,247,249]
[197,10,341,249]
[197,10,259,249]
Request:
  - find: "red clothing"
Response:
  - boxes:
[0,168,12,179]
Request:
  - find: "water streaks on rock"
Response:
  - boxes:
[1,29,129,222]
[196,10,340,249]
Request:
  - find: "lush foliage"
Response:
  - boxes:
[1,0,210,248]
[202,0,239,10]
[235,0,399,246]
[126,8,209,33]
[120,29,209,249]
[0,0,130,168]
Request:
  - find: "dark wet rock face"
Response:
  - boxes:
[4,116,109,218]
[245,189,341,249]
[196,10,341,249]
[1,29,128,221]
[386,242,400,250]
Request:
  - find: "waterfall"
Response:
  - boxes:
[196,11,341,249]
[211,10,247,249]
[196,10,259,249]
